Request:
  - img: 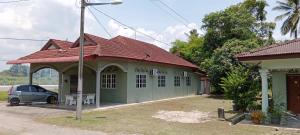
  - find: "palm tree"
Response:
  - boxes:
[273,0,300,39]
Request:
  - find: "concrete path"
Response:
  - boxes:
[0,103,106,135]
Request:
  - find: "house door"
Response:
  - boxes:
[70,75,78,94]
[287,75,300,114]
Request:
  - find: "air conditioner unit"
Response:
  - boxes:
[150,69,158,76]
[183,71,188,77]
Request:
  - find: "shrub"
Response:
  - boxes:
[220,65,260,111]
[251,111,264,124]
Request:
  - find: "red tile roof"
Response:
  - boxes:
[237,39,300,61]
[40,39,73,50]
[8,34,198,69]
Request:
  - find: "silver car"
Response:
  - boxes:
[8,85,58,106]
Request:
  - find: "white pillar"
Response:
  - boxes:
[259,69,269,113]
[96,65,101,108]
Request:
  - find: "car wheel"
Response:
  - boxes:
[10,98,20,106]
[47,96,57,104]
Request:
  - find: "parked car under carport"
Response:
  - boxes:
[8,85,58,106]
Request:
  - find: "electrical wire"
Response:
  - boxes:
[150,0,191,29]
[90,7,172,46]
[157,0,190,24]
[87,7,112,38]
[0,37,47,42]
[0,0,29,4]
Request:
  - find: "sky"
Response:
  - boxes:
[0,0,291,71]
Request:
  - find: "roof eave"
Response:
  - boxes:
[237,53,300,61]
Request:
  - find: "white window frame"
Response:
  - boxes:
[174,76,180,87]
[136,74,147,88]
[158,75,166,87]
[101,73,116,89]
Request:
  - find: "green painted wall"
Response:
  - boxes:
[126,62,199,103]
[271,71,287,110]
[31,60,200,104]
[100,68,127,103]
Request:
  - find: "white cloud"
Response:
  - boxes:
[107,19,200,50]
[0,1,200,71]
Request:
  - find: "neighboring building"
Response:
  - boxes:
[8,33,205,107]
[237,39,300,114]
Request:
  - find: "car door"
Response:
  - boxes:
[28,85,47,102]
[18,85,31,102]
[34,85,48,102]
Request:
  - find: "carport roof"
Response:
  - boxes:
[7,33,198,69]
[237,38,300,61]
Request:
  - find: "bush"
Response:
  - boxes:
[251,111,264,124]
[220,65,260,111]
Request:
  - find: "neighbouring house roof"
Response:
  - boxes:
[237,39,300,61]
[7,33,198,69]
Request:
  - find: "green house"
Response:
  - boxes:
[237,39,300,114]
[8,34,205,107]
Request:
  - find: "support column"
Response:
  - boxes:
[96,64,101,108]
[259,69,269,113]
[58,72,63,103]
[28,64,33,85]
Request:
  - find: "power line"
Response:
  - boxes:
[0,37,47,42]
[0,0,29,4]
[150,0,191,29]
[87,7,112,38]
[90,7,172,46]
[156,0,190,24]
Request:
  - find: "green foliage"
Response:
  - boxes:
[273,0,300,38]
[220,66,260,111]
[201,39,263,93]
[170,0,275,95]
[200,0,274,94]
[201,3,257,55]
[170,30,204,65]
[269,103,285,118]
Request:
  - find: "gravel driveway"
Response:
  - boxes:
[0,103,106,135]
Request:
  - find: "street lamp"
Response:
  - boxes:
[77,0,122,120]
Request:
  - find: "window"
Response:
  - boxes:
[35,86,46,92]
[158,75,166,87]
[17,85,29,92]
[186,76,191,86]
[29,86,38,92]
[136,74,146,88]
[101,74,116,89]
[174,76,180,87]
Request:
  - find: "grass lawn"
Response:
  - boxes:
[0,91,7,102]
[39,96,299,135]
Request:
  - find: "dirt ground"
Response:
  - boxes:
[0,103,106,135]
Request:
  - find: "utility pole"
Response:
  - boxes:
[76,0,122,120]
[76,0,85,120]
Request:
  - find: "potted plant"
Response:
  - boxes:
[269,103,284,124]
[250,111,264,124]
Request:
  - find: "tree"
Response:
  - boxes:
[201,39,263,93]
[201,3,257,56]
[170,0,275,95]
[273,0,300,39]
[170,30,204,65]
[8,64,29,76]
